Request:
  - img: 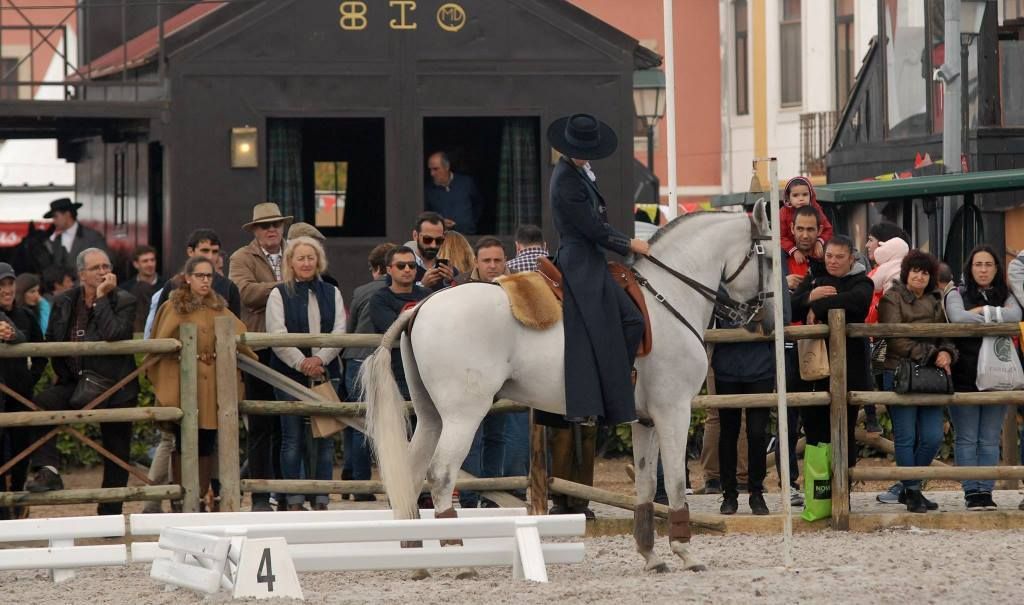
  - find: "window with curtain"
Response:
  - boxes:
[834,0,855,111]
[780,0,802,106]
[735,0,749,115]
[884,0,928,138]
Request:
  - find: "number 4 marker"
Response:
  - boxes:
[233,538,303,600]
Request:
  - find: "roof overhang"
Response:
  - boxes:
[0,100,163,139]
[815,169,1024,204]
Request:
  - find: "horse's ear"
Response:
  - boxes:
[752,198,770,235]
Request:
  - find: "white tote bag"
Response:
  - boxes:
[975,306,1024,391]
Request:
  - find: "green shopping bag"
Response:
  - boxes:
[801,443,832,522]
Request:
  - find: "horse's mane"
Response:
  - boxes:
[647,210,744,247]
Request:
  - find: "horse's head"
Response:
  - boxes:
[719,199,775,334]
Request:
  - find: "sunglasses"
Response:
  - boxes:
[421,235,445,246]
[391,262,416,270]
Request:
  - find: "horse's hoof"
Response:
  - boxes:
[685,563,708,573]
[648,562,670,574]
[455,568,479,580]
[410,569,431,581]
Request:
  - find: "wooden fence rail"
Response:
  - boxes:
[2,313,1023,530]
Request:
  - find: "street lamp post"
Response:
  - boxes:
[959,0,988,172]
[633,69,667,204]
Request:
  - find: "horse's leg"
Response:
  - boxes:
[655,403,706,572]
[426,411,490,580]
[631,421,668,573]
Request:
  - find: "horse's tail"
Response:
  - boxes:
[358,308,418,521]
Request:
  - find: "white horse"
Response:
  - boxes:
[359,200,775,573]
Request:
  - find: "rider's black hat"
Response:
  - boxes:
[546,113,618,161]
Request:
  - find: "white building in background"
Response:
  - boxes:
[0,29,76,223]
[720,0,878,192]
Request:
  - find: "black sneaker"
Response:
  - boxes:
[353,493,377,502]
[904,488,927,514]
[698,479,722,495]
[979,492,998,510]
[24,467,63,493]
[720,493,738,515]
[749,492,769,516]
[965,491,984,511]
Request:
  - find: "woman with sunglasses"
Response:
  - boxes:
[944,245,1021,510]
[149,256,256,511]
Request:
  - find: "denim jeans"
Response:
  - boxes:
[883,369,943,489]
[948,403,1007,493]
[460,414,507,507]
[342,360,372,481]
[275,387,336,506]
[503,412,530,479]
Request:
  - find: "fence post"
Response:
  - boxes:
[998,411,1021,491]
[179,323,201,513]
[528,410,548,515]
[827,309,849,530]
[214,316,241,512]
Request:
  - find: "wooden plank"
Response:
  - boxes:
[238,399,528,417]
[180,515,586,543]
[528,410,548,515]
[240,477,528,495]
[178,323,201,513]
[139,541,584,572]
[150,558,223,595]
[0,545,127,571]
[214,316,241,513]
[704,324,829,343]
[0,406,183,428]
[693,391,829,409]
[850,465,1024,481]
[236,354,366,433]
[828,309,850,531]
[847,322,1021,338]
[0,485,181,507]
[239,333,384,349]
[0,338,180,357]
[547,477,726,532]
[158,527,231,562]
[848,390,1024,406]
[0,515,125,542]
[129,508,528,539]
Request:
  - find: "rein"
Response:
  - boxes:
[632,214,774,346]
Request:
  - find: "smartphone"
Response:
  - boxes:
[436,258,450,267]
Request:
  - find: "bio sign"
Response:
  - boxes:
[339,1,467,32]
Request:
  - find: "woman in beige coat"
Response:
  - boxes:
[149,256,256,507]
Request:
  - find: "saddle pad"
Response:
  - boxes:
[495,271,562,330]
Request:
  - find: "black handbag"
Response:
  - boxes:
[69,369,116,408]
[894,358,953,395]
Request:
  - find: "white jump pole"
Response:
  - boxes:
[662,0,679,220]
[766,158,793,567]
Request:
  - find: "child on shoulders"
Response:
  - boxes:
[779,176,833,263]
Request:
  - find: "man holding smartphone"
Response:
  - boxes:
[410,212,455,291]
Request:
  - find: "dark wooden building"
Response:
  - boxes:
[826,0,1024,266]
[1,0,658,298]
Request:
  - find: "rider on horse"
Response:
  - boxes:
[546,113,650,425]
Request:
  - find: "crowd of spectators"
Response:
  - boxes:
[3,179,1024,520]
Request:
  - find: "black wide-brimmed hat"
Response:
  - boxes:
[43,197,83,219]
[546,113,618,161]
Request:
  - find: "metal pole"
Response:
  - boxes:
[941,0,963,256]
[767,158,793,567]
[662,0,679,219]
[647,123,661,205]
[961,38,970,172]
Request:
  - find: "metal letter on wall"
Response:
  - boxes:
[339,1,368,31]
[436,3,466,32]
[389,1,417,30]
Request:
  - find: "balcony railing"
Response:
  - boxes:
[800,111,838,177]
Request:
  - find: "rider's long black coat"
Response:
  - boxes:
[549,157,643,425]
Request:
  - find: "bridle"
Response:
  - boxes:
[632,214,774,346]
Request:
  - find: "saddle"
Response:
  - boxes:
[536,257,653,357]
